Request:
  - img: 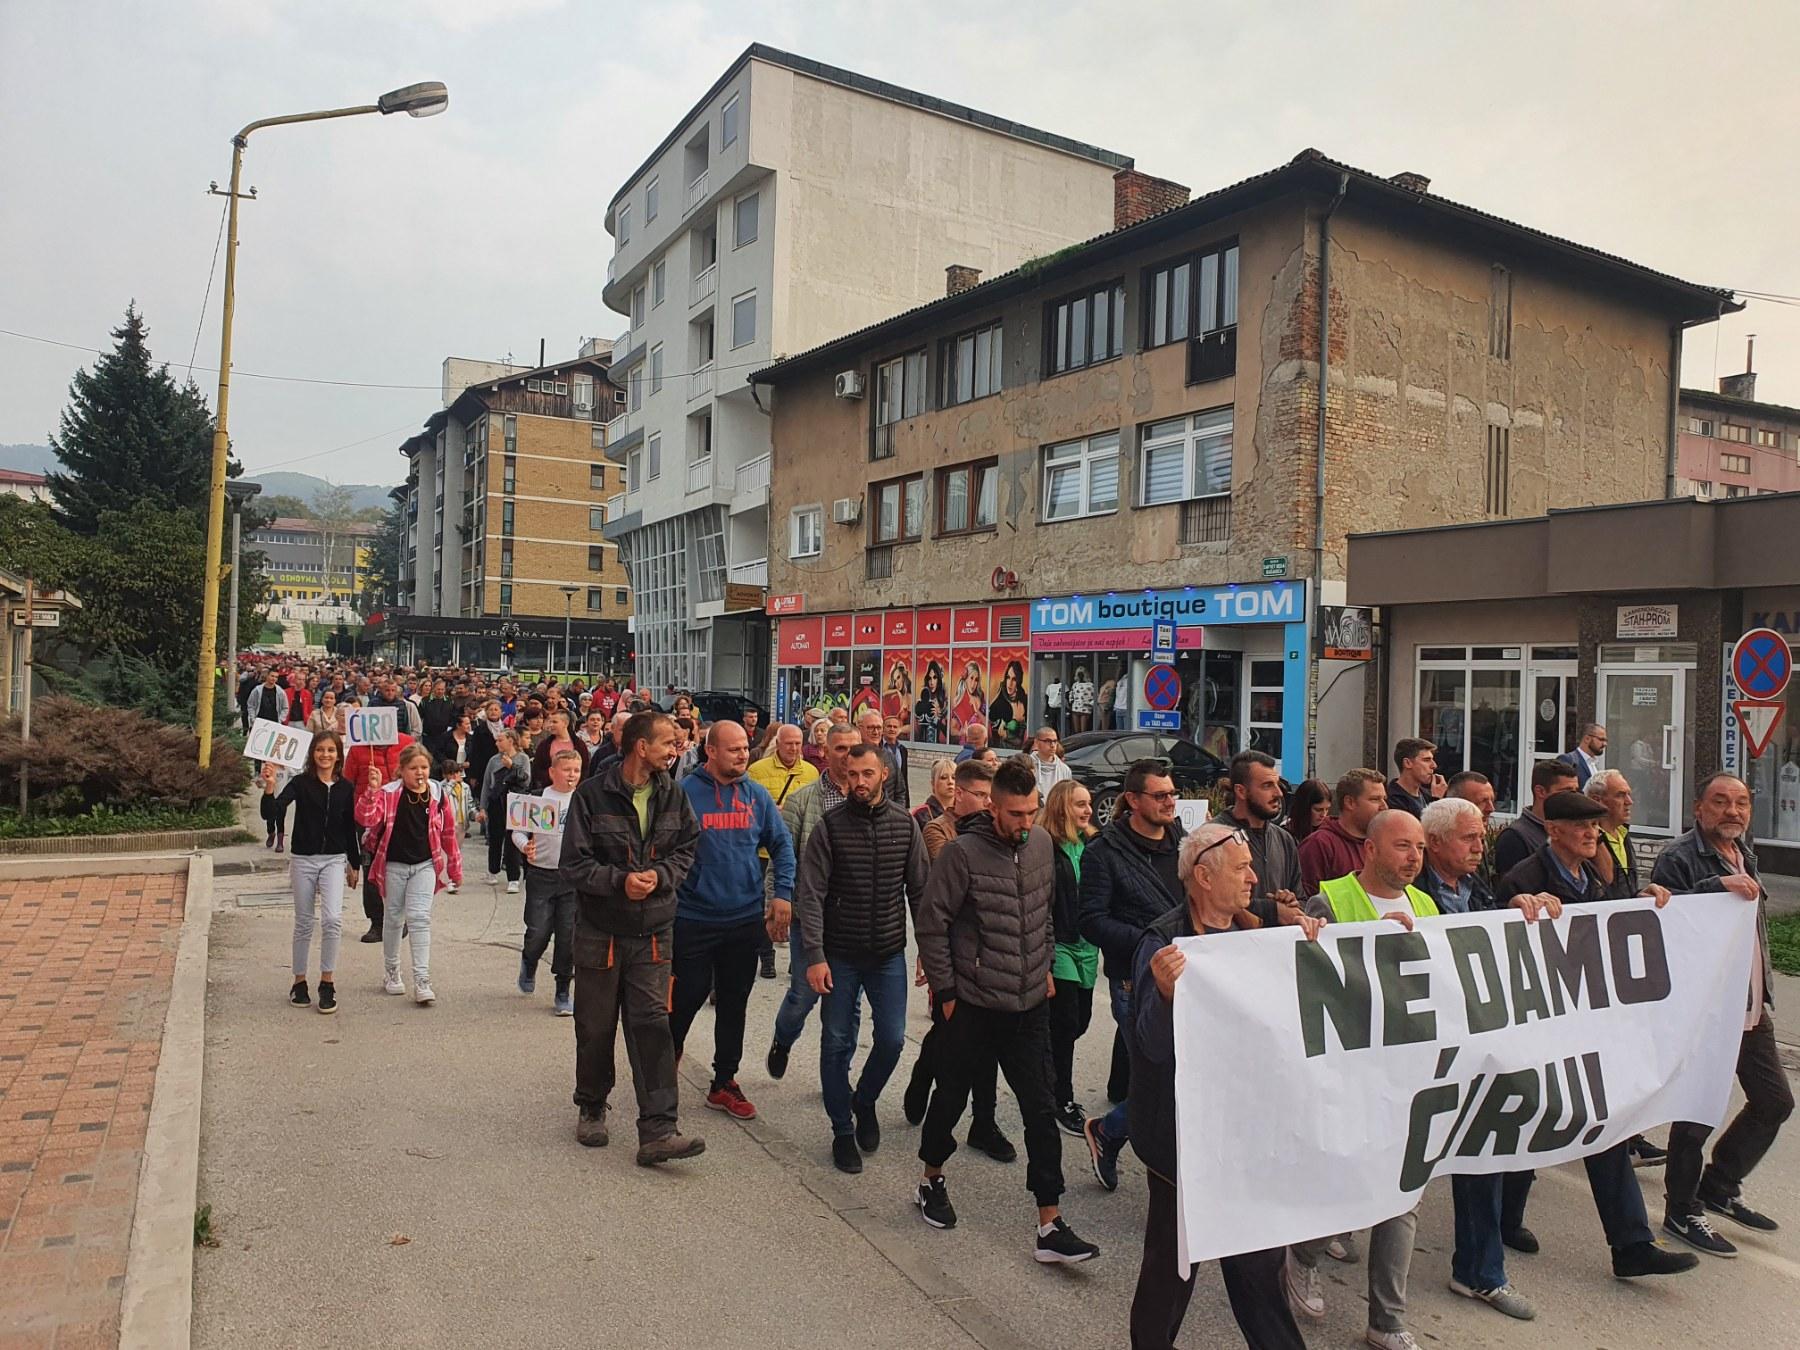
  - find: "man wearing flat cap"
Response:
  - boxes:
[1485,790,1695,1283]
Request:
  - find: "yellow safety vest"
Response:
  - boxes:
[1319,872,1440,924]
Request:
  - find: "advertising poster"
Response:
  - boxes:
[913,648,950,745]
[851,650,882,718]
[822,648,850,709]
[880,650,915,736]
[949,648,990,738]
[988,647,1030,750]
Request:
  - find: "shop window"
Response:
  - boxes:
[1416,649,1524,815]
[1744,638,1800,846]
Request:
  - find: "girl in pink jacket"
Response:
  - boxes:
[356,743,463,1004]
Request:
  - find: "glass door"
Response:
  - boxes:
[1598,667,1686,835]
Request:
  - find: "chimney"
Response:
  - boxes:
[1113,168,1191,229]
[946,264,982,296]
[1389,171,1431,194]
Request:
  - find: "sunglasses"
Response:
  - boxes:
[1191,827,1249,865]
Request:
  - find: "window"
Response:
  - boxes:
[589,546,606,572]
[652,260,666,308]
[587,587,604,611]
[730,291,756,348]
[590,506,606,531]
[1047,280,1125,375]
[695,226,717,273]
[937,460,998,535]
[1687,416,1714,436]
[871,349,927,458]
[1722,423,1751,443]
[721,92,739,147]
[617,203,630,245]
[1139,408,1233,505]
[645,177,659,223]
[650,343,664,395]
[627,449,641,490]
[500,546,513,578]
[1489,265,1513,359]
[1721,452,1751,474]
[498,583,513,615]
[871,475,924,544]
[647,433,662,481]
[628,365,642,413]
[1485,425,1511,515]
[502,455,516,495]
[1756,428,1782,448]
[734,191,759,249]
[572,373,594,412]
[630,285,646,329]
[590,463,606,490]
[504,413,517,454]
[615,587,628,606]
[1724,483,1752,498]
[1692,480,1714,500]
[942,321,1003,405]
[1144,243,1238,348]
[1041,432,1120,521]
[790,506,822,558]
[1416,648,1524,815]
[501,500,515,536]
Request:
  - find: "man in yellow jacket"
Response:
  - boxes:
[746,724,818,979]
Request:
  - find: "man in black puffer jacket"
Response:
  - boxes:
[915,757,1101,1266]
[794,743,929,1176]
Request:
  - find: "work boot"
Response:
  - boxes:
[636,1134,705,1167]
[576,1107,609,1148]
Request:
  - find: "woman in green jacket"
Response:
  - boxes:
[1044,779,1101,1136]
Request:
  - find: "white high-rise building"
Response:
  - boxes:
[601,43,1132,697]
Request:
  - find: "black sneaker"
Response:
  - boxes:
[967,1122,1017,1163]
[1703,1192,1780,1233]
[759,951,777,980]
[853,1100,881,1154]
[1035,1216,1100,1264]
[1083,1116,1119,1192]
[1612,1240,1699,1278]
[832,1135,863,1175]
[1662,1211,1738,1258]
[360,924,382,944]
[917,1176,956,1229]
[1502,1226,1539,1255]
[902,1067,931,1126]
[317,980,336,1015]
[289,979,310,1007]
[1055,1101,1087,1137]
[1629,1135,1669,1168]
[766,1040,789,1080]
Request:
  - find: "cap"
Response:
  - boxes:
[1544,790,1608,823]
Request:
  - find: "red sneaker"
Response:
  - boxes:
[705,1080,757,1120]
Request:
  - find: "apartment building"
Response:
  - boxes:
[600,43,1134,698]
[387,353,632,669]
[1676,359,1800,499]
[750,149,1733,789]
[0,469,50,504]
[248,516,374,603]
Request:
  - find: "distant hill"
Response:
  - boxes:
[245,472,398,514]
[0,444,56,475]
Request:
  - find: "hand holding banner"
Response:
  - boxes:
[344,707,398,747]
[245,718,312,772]
[506,793,563,835]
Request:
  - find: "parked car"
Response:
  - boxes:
[1059,731,1232,826]
[652,690,769,727]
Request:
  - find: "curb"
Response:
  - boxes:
[0,826,249,856]
[119,853,214,1350]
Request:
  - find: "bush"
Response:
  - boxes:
[0,696,247,811]
[0,799,239,839]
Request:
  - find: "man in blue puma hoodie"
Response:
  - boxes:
[670,719,796,1121]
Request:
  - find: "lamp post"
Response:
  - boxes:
[223,479,262,720]
[194,81,449,766]
[559,584,581,675]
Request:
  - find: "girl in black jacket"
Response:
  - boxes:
[260,729,360,1013]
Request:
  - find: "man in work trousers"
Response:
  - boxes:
[559,711,705,1167]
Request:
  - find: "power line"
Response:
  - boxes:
[185,199,229,383]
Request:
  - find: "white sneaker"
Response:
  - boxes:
[447,882,459,893]
[1284,1254,1325,1321]
[414,982,436,1005]
[383,971,406,996]
[506,880,520,894]
[1448,1279,1536,1320]
[1365,1331,1422,1350]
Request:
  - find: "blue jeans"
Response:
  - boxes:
[1450,1174,1508,1291]
[818,951,908,1138]
[1094,978,1132,1153]
[772,925,818,1050]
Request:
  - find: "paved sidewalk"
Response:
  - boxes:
[0,871,185,1348]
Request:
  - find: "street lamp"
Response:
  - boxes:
[194,81,449,766]
[559,584,581,675]
[223,478,262,715]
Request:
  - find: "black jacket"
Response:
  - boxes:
[269,773,359,858]
[1052,841,1085,947]
[1495,844,1615,908]
[419,697,457,739]
[1385,778,1428,819]
[917,813,1055,1012]
[1651,828,1773,1010]
[1126,903,1232,1183]
[467,721,501,793]
[1494,812,1548,879]
[1228,809,1303,899]
[559,763,700,939]
[1077,814,1186,978]
[794,793,927,965]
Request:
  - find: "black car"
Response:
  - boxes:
[652,690,769,727]
[1060,731,1230,826]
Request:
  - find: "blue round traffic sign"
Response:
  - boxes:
[1732,628,1792,701]
[1144,663,1181,712]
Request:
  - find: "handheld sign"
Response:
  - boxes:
[506,792,564,835]
[245,718,313,772]
[344,707,399,747]
[1175,799,1209,833]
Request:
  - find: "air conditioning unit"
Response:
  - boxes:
[832,496,862,525]
[834,370,865,399]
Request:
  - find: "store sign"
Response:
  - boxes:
[824,615,853,647]
[1030,582,1299,652]
[778,617,824,664]
[766,593,804,616]
[1261,555,1290,579]
[953,607,991,644]
[1617,604,1679,640]
[724,584,765,613]
[1319,605,1374,662]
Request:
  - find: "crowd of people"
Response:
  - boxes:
[245,657,1787,1348]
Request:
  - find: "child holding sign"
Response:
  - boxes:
[512,749,582,1015]
[355,743,463,1005]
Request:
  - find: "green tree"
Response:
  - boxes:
[257,493,312,519]
[360,499,406,615]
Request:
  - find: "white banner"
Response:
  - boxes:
[244,718,312,771]
[1172,894,1757,1265]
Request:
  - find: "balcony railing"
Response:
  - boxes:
[689,362,714,401]
[685,456,716,494]
[728,557,768,586]
[685,171,709,215]
[735,453,770,499]
[607,492,625,519]
[606,409,635,444]
[690,263,716,307]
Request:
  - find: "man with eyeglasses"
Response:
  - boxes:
[1027,726,1071,799]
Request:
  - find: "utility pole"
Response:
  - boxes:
[560,584,580,675]
[19,577,33,816]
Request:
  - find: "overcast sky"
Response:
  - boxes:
[2,0,1797,487]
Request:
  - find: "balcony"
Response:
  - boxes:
[731,453,770,514]
[603,409,641,463]
[690,264,716,307]
[688,362,714,402]
[685,171,709,216]
[685,456,717,495]
[728,557,768,587]
[607,492,624,520]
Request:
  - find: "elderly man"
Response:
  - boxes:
[1128,822,1321,1350]
[1494,791,1696,1280]
[1585,769,1639,898]
[1653,773,1791,1258]
[1417,797,1494,914]
[1558,722,1607,789]
[954,721,990,764]
[1027,726,1072,799]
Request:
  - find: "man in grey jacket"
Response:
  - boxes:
[914,757,1100,1265]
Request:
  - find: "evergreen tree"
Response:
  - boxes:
[360,499,406,615]
[45,304,233,535]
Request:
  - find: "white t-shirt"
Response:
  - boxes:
[1114,678,1129,710]
[1044,681,1063,709]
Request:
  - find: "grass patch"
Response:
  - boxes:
[1769,913,1800,977]
[194,1203,220,1248]
[0,798,239,839]
[257,620,284,645]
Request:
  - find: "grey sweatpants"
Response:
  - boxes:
[382,858,437,984]
[1293,1205,1420,1334]
[290,853,346,977]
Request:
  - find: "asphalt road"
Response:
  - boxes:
[192,860,1800,1350]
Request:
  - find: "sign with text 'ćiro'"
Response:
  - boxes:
[245,718,313,772]
[344,707,398,747]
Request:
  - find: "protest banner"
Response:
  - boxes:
[244,718,312,772]
[344,707,398,747]
[506,793,564,835]
[1170,894,1757,1266]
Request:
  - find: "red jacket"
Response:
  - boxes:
[345,735,416,813]
[354,779,463,898]
[1298,817,1368,898]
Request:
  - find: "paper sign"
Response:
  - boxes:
[245,718,313,771]
[344,707,399,746]
[1175,800,1209,832]
[506,793,563,834]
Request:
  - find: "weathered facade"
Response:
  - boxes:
[752,150,1733,777]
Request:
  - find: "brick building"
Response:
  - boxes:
[749,149,1734,780]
